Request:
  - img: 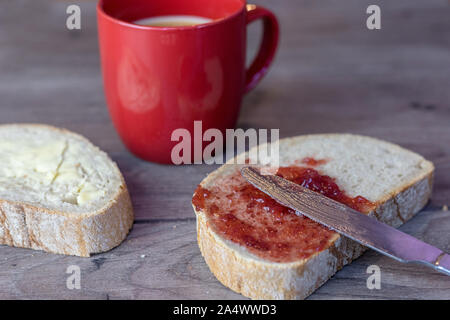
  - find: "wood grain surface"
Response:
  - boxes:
[0,0,449,299]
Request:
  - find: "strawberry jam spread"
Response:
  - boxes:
[192,160,375,263]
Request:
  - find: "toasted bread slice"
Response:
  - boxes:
[0,124,134,257]
[192,134,434,299]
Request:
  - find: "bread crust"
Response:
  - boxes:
[193,134,434,299]
[0,124,134,257]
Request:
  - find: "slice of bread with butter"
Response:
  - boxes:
[0,124,134,256]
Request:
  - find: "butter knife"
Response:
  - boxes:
[241,166,450,276]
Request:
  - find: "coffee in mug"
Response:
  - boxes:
[134,15,212,27]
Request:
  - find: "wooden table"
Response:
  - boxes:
[0,0,449,299]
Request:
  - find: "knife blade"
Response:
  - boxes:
[241,166,450,276]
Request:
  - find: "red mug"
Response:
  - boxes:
[97,0,279,164]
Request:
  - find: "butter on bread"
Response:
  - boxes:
[0,124,134,257]
[193,134,434,299]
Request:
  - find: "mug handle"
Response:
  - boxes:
[245,4,279,94]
